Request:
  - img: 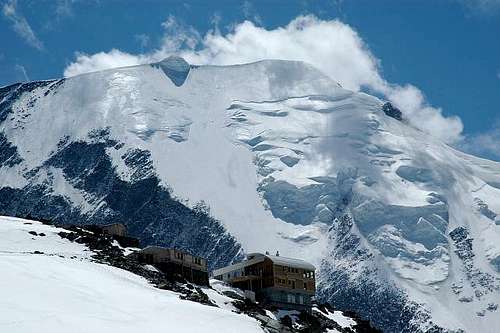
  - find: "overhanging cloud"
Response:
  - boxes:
[63,15,464,144]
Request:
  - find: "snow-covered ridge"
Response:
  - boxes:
[0,216,261,333]
[0,57,499,332]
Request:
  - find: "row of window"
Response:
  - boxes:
[303,271,314,279]
[282,266,300,273]
[175,252,203,265]
[287,293,305,304]
[276,278,309,290]
[280,266,315,279]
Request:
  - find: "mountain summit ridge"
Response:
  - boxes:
[0,58,499,332]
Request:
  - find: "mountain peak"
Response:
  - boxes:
[154,55,191,86]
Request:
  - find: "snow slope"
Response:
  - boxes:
[0,57,499,332]
[0,216,262,333]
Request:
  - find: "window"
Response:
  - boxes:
[287,294,295,304]
[303,271,314,278]
[298,295,304,304]
[176,252,184,260]
[193,257,201,265]
[304,282,307,290]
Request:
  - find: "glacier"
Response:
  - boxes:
[0,56,499,332]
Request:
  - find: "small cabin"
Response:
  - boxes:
[212,252,316,312]
[137,246,209,286]
[96,223,139,248]
[101,223,127,237]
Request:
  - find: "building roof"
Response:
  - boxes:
[211,256,265,277]
[102,223,125,227]
[212,252,315,276]
[261,254,315,271]
[139,246,205,260]
[140,246,171,252]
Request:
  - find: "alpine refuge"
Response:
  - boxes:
[137,246,209,285]
[212,252,316,311]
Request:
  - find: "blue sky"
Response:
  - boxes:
[1,0,499,160]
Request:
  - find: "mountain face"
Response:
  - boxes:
[1,56,499,332]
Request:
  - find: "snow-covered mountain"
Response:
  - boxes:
[0,56,499,332]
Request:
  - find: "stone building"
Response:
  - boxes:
[101,223,127,237]
[98,223,139,248]
[137,246,209,286]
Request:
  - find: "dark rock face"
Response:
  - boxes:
[0,80,241,271]
[449,227,500,300]
[450,227,473,261]
[0,133,22,167]
[0,125,242,270]
[382,102,403,121]
[0,80,58,123]
[0,83,22,122]
[317,214,446,333]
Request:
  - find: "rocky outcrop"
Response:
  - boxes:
[382,102,402,121]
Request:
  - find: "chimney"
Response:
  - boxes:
[275,251,280,257]
[265,251,269,255]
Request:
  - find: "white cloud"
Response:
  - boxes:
[135,33,150,49]
[385,85,464,144]
[55,0,74,19]
[458,0,500,13]
[241,1,262,25]
[461,120,500,161]
[14,64,29,81]
[63,15,463,144]
[2,0,44,51]
[63,50,146,77]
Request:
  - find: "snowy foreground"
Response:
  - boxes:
[0,216,359,333]
[0,216,262,333]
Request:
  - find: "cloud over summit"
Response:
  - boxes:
[63,15,463,144]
